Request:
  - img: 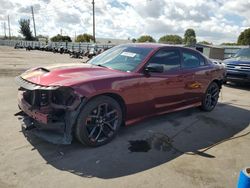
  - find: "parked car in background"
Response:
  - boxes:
[16,44,225,147]
[87,44,98,58]
[223,48,250,83]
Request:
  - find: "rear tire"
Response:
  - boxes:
[201,82,220,112]
[75,96,123,147]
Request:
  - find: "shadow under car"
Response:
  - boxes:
[17,103,250,179]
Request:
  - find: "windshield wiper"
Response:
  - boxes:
[96,64,108,68]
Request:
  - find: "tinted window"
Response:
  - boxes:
[182,51,200,68]
[199,55,206,66]
[148,49,181,71]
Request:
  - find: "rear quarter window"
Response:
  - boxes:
[182,51,200,68]
[182,50,207,68]
[199,55,206,66]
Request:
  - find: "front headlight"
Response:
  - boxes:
[51,87,79,106]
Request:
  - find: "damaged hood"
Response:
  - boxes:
[19,63,126,87]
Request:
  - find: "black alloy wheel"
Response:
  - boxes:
[75,96,123,147]
[201,82,220,111]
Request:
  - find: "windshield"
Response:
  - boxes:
[88,45,153,72]
[233,48,250,58]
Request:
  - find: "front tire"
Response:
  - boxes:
[201,82,220,112]
[75,96,123,147]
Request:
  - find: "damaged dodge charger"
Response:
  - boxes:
[16,44,225,146]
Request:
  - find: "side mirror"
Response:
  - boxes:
[145,64,164,73]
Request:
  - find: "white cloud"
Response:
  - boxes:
[0,0,249,44]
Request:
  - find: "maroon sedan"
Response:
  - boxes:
[16,43,225,146]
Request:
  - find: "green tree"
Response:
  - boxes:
[184,28,197,45]
[158,35,183,44]
[237,28,250,45]
[187,36,197,45]
[75,33,94,42]
[50,34,72,42]
[137,35,156,43]
[198,41,212,45]
[19,19,34,41]
[132,38,136,43]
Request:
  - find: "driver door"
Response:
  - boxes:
[140,47,186,114]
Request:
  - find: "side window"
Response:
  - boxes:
[148,49,181,71]
[182,51,201,68]
[199,55,206,66]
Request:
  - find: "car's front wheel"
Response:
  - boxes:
[201,82,220,112]
[75,96,123,147]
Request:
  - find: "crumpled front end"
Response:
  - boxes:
[16,76,85,144]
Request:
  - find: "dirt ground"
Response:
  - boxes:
[0,46,249,188]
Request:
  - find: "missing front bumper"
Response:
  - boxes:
[17,92,86,145]
[15,77,87,145]
[20,115,71,145]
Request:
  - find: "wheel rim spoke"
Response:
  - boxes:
[206,96,212,107]
[107,109,117,116]
[88,115,98,119]
[212,91,219,98]
[85,102,119,143]
[102,126,111,137]
[88,126,97,138]
[104,122,115,131]
[103,103,108,115]
[205,84,219,109]
[96,104,102,116]
[94,127,102,141]
[105,116,118,123]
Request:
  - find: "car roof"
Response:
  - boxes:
[121,43,191,50]
[120,43,205,56]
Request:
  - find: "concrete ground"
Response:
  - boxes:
[0,46,249,188]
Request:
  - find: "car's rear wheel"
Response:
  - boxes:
[75,96,123,147]
[201,82,220,112]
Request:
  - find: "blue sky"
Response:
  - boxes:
[0,0,249,44]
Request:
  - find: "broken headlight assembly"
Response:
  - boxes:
[50,87,81,110]
[21,86,81,111]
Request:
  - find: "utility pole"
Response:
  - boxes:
[3,22,7,38]
[31,6,37,38]
[60,29,62,35]
[92,0,96,43]
[7,15,11,40]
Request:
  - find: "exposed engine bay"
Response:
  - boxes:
[16,76,85,144]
